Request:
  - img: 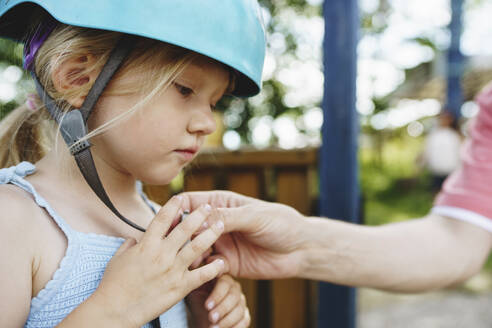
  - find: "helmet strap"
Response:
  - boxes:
[32,34,148,233]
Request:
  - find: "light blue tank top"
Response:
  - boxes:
[0,162,188,328]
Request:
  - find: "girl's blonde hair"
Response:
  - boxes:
[0,23,235,168]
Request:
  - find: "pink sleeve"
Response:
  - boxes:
[433,83,492,231]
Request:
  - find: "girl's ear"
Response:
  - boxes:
[51,54,99,108]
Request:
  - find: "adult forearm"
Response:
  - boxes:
[299,215,491,292]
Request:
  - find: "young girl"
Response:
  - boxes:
[0,1,265,327]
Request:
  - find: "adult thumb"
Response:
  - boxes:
[213,207,252,234]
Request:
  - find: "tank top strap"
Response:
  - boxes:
[0,161,76,239]
[136,180,158,214]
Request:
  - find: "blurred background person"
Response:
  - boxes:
[419,111,463,192]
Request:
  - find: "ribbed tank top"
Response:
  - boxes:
[0,162,188,328]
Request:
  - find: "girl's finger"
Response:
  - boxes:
[189,247,213,270]
[187,259,225,291]
[191,214,217,237]
[214,304,245,328]
[178,220,224,267]
[165,204,212,254]
[206,255,230,274]
[142,196,183,244]
[209,290,241,324]
[205,275,233,311]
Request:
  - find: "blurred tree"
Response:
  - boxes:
[0,38,23,64]
[218,0,323,148]
[0,39,24,119]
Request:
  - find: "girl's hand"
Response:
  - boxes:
[183,191,306,280]
[187,275,251,328]
[90,196,226,327]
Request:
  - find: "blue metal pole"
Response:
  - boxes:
[445,0,464,119]
[318,0,359,327]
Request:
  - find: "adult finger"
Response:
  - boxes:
[142,195,183,244]
[212,207,253,234]
[178,219,224,267]
[165,204,212,254]
[181,190,254,211]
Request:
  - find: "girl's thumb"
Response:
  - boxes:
[206,255,230,275]
[115,238,137,256]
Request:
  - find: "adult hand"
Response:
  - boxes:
[90,196,226,327]
[183,191,309,280]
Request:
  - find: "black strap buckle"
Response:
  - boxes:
[59,109,91,155]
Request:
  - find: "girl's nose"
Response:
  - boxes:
[187,106,217,136]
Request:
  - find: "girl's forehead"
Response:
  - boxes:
[185,57,229,77]
[180,58,231,89]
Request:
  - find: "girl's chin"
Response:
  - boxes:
[138,167,183,186]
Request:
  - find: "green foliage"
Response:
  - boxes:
[0,39,28,118]
[413,37,439,52]
[259,0,320,17]
[0,38,23,66]
[0,100,18,120]
[360,134,434,226]
[218,1,323,145]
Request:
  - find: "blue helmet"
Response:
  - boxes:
[0,0,267,233]
[0,0,266,97]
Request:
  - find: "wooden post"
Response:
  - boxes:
[183,170,215,191]
[226,169,263,328]
[272,167,315,328]
[142,185,170,205]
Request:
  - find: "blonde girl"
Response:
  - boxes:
[0,1,265,327]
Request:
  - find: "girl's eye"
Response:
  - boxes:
[174,82,194,97]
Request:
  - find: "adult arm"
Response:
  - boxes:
[301,214,492,292]
[184,191,492,292]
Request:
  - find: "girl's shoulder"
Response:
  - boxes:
[0,182,40,217]
[0,184,54,326]
[0,183,51,249]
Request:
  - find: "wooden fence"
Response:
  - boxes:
[144,147,319,328]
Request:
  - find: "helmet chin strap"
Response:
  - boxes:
[32,34,148,233]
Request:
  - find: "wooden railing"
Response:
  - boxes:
[144,147,319,328]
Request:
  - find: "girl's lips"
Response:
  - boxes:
[174,148,198,161]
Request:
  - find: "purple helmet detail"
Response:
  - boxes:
[23,18,57,71]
